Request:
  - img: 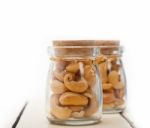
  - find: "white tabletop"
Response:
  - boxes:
[15,97,135,128]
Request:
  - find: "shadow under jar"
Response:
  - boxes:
[46,43,103,125]
[95,41,126,113]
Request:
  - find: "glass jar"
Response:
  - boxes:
[46,42,103,125]
[95,40,126,113]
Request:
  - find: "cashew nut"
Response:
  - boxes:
[50,94,72,119]
[96,55,107,64]
[82,59,93,65]
[66,62,79,73]
[111,64,120,71]
[113,81,124,89]
[51,80,67,94]
[103,103,115,110]
[110,57,120,71]
[83,89,94,99]
[98,62,108,83]
[53,70,66,82]
[71,111,85,118]
[55,60,68,71]
[114,87,125,98]
[84,94,99,117]
[103,91,116,104]
[59,92,88,106]
[114,98,124,106]
[64,73,88,93]
[108,70,119,85]
[84,65,96,87]
[68,106,84,112]
[102,83,113,90]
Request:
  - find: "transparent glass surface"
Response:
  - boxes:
[96,46,126,113]
[46,46,103,125]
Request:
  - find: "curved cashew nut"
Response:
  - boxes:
[51,80,67,94]
[55,60,68,71]
[83,89,94,99]
[113,81,124,89]
[113,82,125,98]
[64,73,88,93]
[53,70,66,82]
[114,88,125,98]
[96,55,107,64]
[109,57,120,71]
[83,59,93,65]
[98,62,108,83]
[114,98,124,106]
[108,70,119,85]
[103,103,115,110]
[71,111,85,118]
[66,62,79,73]
[59,92,88,106]
[84,94,99,117]
[68,106,84,112]
[50,94,72,119]
[103,91,116,104]
[102,83,113,90]
[84,65,96,87]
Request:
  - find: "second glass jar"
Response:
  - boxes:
[95,41,126,113]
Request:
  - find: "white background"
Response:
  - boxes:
[0,0,150,127]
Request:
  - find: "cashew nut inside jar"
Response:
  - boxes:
[95,40,126,113]
[46,41,103,126]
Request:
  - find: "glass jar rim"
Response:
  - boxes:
[48,45,123,56]
[48,45,123,49]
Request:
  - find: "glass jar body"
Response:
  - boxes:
[96,55,126,113]
[46,47,103,125]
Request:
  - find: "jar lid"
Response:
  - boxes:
[53,40,119,46]
[95,40,121,56]
[49,40,99,59]
[94,40,120,46]
[53,40,95,46]
[52,40,122,56]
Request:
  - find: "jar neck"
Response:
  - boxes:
[49,56,96,61]
[48,45,123,59]
[98,46,123,57]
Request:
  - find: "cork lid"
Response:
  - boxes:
[53,40,119,46]
[94,40,120,46]
[49,40,97,59]
[95,40,120,55]
[53,40,94,46]
[52,40,121,56]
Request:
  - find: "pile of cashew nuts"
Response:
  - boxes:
[97,55,125,110]
[50,60,99,119]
